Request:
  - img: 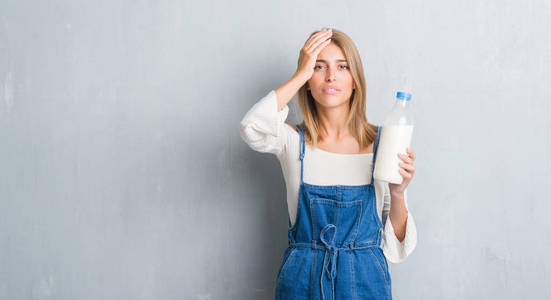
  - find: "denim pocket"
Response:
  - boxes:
[310,198,362,245]
[276,247,297,282]
[368,248,390,287]
[352,249,391,299]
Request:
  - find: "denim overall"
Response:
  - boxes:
[275,125,392,300]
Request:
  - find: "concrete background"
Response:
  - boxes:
[0,0,549,299]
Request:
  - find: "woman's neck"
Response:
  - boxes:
[316,103,351,140]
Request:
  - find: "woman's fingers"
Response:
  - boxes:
[399,162,415,172]
[398,153,412,164]
[304,29,330,49]
[304,29,332,51]
[399,168,413,179]
[406,147,416,160]
[312,38,332,55]
[296,28,333,78]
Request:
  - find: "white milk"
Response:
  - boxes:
[374,124,414,184]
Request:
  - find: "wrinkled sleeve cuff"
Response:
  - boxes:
[238,90,289,155]
[382,210,417,263]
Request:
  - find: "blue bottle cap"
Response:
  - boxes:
[396,91,412,100]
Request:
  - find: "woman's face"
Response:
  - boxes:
[307,42,354,109]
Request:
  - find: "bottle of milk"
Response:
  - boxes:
[373,90,414,184]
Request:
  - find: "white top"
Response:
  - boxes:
[239,90,417,263]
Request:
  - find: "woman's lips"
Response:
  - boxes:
[322,87,340,95]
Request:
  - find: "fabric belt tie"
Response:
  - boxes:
[320,224,338,300]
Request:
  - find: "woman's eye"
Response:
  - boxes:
[314,65,348,70]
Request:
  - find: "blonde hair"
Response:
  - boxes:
[295,28,379,150]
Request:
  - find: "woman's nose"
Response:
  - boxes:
[326,69,336,81]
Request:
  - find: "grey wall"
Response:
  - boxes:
[1,1,550,299]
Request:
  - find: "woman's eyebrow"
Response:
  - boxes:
[316,59,348,63]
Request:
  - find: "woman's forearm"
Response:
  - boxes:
[275,72,309,112]
[389,191,408,242]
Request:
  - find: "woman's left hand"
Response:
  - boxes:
[389,147,416,195]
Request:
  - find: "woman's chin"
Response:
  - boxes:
[315,98,349,108]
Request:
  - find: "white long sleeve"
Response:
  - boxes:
[381,187,418,263]
[239,90,417,264]
[239,90,289,156]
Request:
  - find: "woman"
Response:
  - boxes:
[239,28,417,299]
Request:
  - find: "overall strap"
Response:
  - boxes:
[295,125,305,185]
[372,125,382,173]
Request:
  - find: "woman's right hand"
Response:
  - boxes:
[274,29,333,112]
[296,28,333,80]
